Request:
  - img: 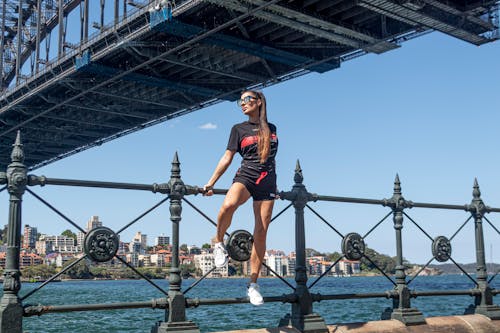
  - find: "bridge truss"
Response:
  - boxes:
[0,0,498,169]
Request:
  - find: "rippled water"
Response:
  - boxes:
[11,274,498,333]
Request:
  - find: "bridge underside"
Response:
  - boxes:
[0,0,497,169]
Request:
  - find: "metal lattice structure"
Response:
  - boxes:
[0,0,498,169]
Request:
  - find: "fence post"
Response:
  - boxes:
[465,179,500,318]
[0,132,26,333]
[279,161,328,332]
[152,152,200,333]
[382,175,424,324]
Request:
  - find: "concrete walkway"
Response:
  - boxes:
[214,314,500,333]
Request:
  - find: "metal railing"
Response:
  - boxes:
[0,131,499,332]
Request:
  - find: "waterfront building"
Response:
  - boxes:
[266,250,289,276]
[155,234,170,246]
[288,252,296,276]
[87,215,103,231]
[127,252,140,267]
[23,224,38,250]
[150,253,166,267]
[139,254,152,267]
[35,239,50,255]
[36,235,80,255]
[18,252,43,268]
[129,240,142,254]
[55,253,75,267]
[118,241,129,254]
[242,257,268,277]
[132,231,147,253]
[187,245,201,255]
[339,259,361,275]
[307,256,326,275]
[193,253,228,278]
[153,249,172,265]
[76,231,85,248]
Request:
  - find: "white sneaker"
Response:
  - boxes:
[213,242,228,268]
[247,283,264,306]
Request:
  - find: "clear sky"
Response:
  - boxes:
[3,23,500,265]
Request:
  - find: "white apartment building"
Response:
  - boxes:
[36,235,79,255]
[265,250,289,276]
[139,254,152,267]
[150,253,166,267]
[132,231,147,253]
[193,254,228,278]
[127,252,139,267]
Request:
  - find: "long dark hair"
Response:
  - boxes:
[245,90,270,164]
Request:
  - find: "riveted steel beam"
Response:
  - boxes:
[153,18,340,73]
[421,0,495,30]
[129,45,265,82]
[358,0,491,45]
[76,61,221,98]
[205,0,398,54]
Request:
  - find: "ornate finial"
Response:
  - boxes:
[472,178,480,199]
[171,151,180,178]
[393,174,401,195]
[294,159,303,184]
[11,131,24,163]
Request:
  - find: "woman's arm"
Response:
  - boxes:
[203,149,236,196]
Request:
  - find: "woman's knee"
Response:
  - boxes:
[220,200,239,215]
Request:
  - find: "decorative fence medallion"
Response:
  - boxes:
[226,230,253,262]
[84,227,119,262]
[342,232,365,260]
[432,236,452,262]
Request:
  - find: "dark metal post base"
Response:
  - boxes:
[382,307,425,325]
[151,321,200,333]
[279,313,329,333]
[0,295,23,333]
[465,304,500,319]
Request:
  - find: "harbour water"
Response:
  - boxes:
[16,274,499,333]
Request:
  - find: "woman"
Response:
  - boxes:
[204,90,278,306]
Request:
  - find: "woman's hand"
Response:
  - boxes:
[203,184,214,196]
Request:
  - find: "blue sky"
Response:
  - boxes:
[4,22,500,264]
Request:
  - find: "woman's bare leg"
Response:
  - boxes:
[216,182,251,243]
[249,199,274,283]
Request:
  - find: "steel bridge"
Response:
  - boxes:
[0,0,498,170]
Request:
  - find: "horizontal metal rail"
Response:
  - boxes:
[315,194,475,211]
[27,176,167,193]
[23,299,168,317]
[23,288,486,318]
[411,290,480,297]
[25,175,231,197]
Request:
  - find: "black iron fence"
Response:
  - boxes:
[0,132,499,332]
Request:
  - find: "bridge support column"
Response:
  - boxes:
[152,153,200,333]
[0,132,26,333]
[279,161,328,333]
[382,175,424,325]
[465,180,500,319]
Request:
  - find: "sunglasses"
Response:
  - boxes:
[236,95,258,106]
